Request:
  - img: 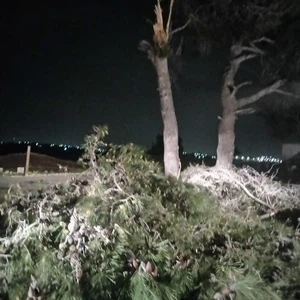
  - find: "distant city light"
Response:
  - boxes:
[0,140,284,163]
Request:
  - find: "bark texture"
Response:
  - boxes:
[154,56,181,177]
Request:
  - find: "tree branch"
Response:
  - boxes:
[241,46,264,55]
[234,37,274,59]
[138,40,155,64]
[238,79,287,108]
[234,81,252,94]
[237,81,253,89]
[252,37,274,45]
[166,0,175,38]
[232,54,257,66]
[273,89,300,99]
[175,37,184,56]
[235,107,256,116]
[169,19,191,39]
[239,37,275,58]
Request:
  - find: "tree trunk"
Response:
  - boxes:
[216,82,238,169]
[154,56,181,177]
[216,109,237,168]
[215,41,288,169]
[216,45,240,168]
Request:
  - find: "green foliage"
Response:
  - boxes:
[0,127,300,299]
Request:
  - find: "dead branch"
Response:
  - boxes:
[238,79,287,108]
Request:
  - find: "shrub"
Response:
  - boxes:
[0,127,299,299]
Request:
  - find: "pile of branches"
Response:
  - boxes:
[0,126,300,299]
[182,164,300,218]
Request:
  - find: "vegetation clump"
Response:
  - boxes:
[0,127,300,300]
[182,164,300,220]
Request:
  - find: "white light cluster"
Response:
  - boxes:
[182,151,282,163]
[55,144,83,151]
[193,152,208,159]
[0,141,283,163]
[234,155,282,163]
[0,140,84,151]
[56,144,83,150]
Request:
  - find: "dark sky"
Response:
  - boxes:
[0,0,293,157]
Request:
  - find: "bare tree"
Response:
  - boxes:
[139,0,190,177]
[184,0,299,168]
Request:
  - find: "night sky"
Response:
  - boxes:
[0,1,295,157]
